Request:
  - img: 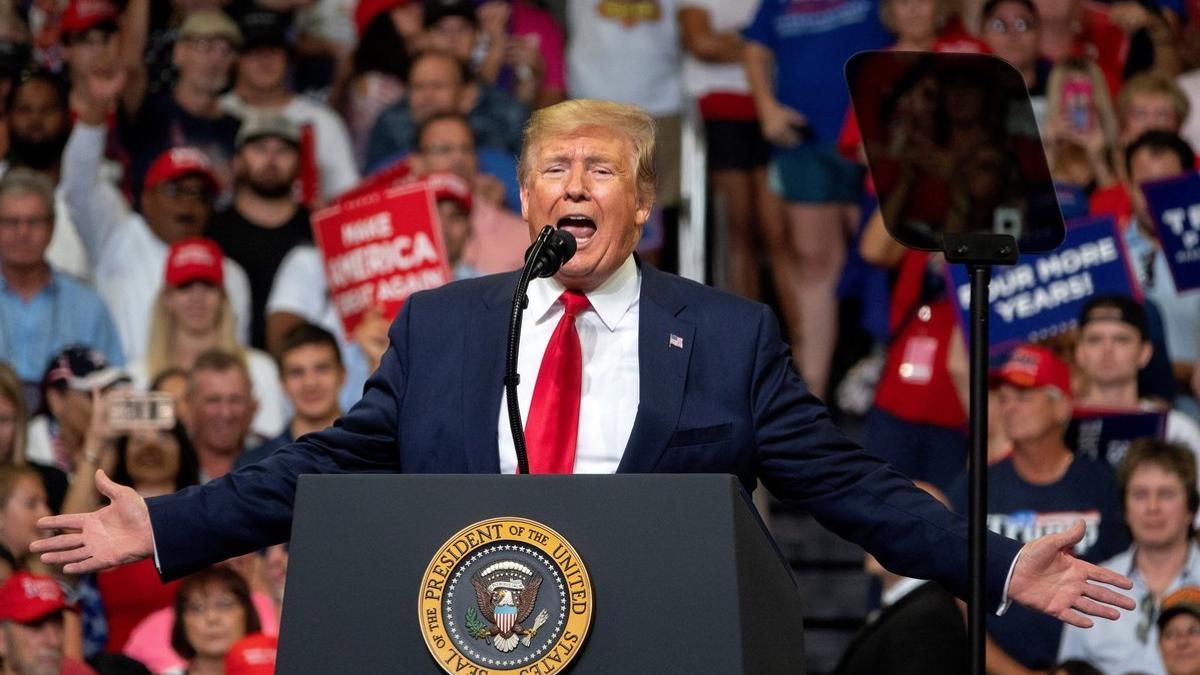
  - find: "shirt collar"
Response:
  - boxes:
[0,267,59,295]
[526,255,640,331]
[881,577,928,608]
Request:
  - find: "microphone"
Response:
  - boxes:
[505,225,578,474]
[524,226,577,278]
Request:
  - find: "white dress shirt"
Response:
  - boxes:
[496,255,641,474]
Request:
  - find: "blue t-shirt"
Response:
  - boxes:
[949,455,1128,670]
[743,0,890,146]
[0,271,125,382]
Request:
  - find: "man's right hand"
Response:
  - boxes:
[77,65,127,127]
[30,470,154,575]
[759,101,808,148]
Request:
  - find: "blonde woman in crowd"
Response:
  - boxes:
[128,238,285,440]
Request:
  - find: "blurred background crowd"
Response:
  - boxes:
[1,0,1200,673]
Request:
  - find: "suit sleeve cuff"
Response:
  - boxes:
[997,548,1022,616]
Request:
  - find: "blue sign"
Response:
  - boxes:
[1066,407,1167,470]
[1142,171,1200,292]
[946,216,1139,357]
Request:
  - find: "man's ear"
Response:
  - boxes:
[1137,341,1153,369]
[519,184,529,224]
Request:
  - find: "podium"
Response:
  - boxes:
[277,474,807,673]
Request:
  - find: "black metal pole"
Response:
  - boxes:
[968,261,991,675]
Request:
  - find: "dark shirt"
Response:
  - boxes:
[365,85,529,168]
[123,93,241,203]
[207,206,312,350]
[949,455,1128,670]
[834,581,966,675]
[236,426,294,469]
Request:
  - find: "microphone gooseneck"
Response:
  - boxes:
[505,225,578,474]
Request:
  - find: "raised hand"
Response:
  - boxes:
[30,470,154,575]
[1008,520,1135,628]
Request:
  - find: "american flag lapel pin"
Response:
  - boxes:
[669,334,684,349]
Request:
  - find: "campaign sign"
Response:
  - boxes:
[1066,407,1167,470]
[1142,171,1200,292]
[947,216,1138,357]
[313,182,451,336]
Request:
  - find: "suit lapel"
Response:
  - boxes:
[617,264,694,474]
[461,273,520,473]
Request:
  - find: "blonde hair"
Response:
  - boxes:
[1118,73,1191,128]
[0,362,27,464]
[518,99,657,205]
[144,288,242,380]
[1046,58,1119,146]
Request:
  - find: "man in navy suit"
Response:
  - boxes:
[34,99,1132,626]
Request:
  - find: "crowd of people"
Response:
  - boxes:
[0,0,1199,673]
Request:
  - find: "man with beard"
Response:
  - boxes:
[206,114,310,350]
[2,71,90,281]
[123,9,243,203]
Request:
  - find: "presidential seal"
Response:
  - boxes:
[419,518,593,674]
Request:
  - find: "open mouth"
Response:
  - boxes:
[556,215,596,245]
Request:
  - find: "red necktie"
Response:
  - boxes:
[525,290,590,474]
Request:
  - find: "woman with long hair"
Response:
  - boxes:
[168,566,262,675]
[129,238,285,439]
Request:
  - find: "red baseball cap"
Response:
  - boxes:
[143,147,220,195]
[224,633,278,675]
[427,171,472,214]
[355,0,412,36]
[0,572,72,623]
[990,344,1072,399]
[165,237,224,287]
[61,0,118,36]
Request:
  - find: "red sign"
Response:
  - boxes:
[312,182,452,335]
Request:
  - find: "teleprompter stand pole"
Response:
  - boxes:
[943,232,1018,675]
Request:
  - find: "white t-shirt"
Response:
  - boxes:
[127,349,288,439]
[220,93,362,202]
[1179,69,1200,155]
[265,245,371,412]
[678,0,756,100]
[566,0,683,116]
[61,124,253,363]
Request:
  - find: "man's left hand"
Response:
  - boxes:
[1008,520,1135,627]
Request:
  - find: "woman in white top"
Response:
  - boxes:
[128,238,285,439]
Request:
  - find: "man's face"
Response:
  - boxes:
[174,36,237,95]
[1125,463,1193,549]
[234,136,299,199]
[188,368,256,455]
[426,16,477,62]
[408,56,464,124]
[982,1,1041,70]
[235,46,287,93]
[1075,320,1149,390]
[1122,92,1181,144]
[1129,149,1185,228]
[0,614,64,675]
[64,28,119,80]
[279,344,343,423]
[520,125,651,291]
[418,118,476,182]
[142,175,213,244]
[0,192,53,270]
[995,384,1070,445]
[9,80,67,148]
[1161,613,1200,674]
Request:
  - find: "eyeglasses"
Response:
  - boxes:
[184,37,236,58]
[0,215,52,229]
[184,596,239,615]
[1163,624,1200,641]
[155,183,212,202]
[987,17,1035,34]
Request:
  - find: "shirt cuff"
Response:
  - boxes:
[997,548,1022,616]
[150,516,162,575]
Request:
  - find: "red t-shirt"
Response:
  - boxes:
[97,558,180,652]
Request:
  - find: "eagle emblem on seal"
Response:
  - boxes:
[466,561,551,652]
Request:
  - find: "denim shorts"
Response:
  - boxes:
[769,143,865,204]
